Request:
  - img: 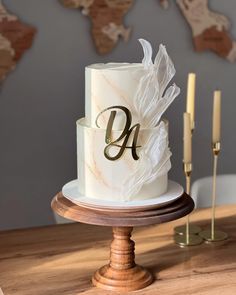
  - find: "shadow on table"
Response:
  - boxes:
[134,213,236,278]
[1,213,235,294]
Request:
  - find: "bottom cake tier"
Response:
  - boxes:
[77,118,171,202]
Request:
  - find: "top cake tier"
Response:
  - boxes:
[85,63,145,130]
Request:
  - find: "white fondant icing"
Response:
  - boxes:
[85,41,180,130]
[76,39,180,202]
[77,118,168,201]
[85,63,144,129]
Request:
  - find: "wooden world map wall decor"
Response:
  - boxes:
[60,0,133,55]
[160,0,169,10]
[61,0,236,62]
[0,1,36,82]
[176,0,236,62]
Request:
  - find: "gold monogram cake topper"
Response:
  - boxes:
[95,106,141,161]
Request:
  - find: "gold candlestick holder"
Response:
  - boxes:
[174,163,203,247]
[174,126,201,237]
[199,142,228,243]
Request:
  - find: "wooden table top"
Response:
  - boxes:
[0,205,235,295]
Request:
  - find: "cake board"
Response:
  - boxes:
[51,183,194,292]
[61,179,184,212]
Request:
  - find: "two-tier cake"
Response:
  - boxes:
[76,39,180,202]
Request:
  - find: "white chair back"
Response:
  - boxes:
[191,174,236,208]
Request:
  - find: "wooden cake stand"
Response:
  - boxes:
[52,192,194,292]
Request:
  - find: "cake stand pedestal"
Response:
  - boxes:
[51,192,194,292]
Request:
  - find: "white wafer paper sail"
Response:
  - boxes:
[134,39,180,128]
[121,39,180,199]
[122,121,171,200]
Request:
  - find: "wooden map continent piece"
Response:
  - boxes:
[159,0,169,10]
[177,0,236,62]
[0,1,36,82]
[60,0,133,54]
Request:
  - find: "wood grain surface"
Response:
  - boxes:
[92,227,153,291]
[52,192,193,291]
[51,192,194,227]
[0,205,236,294]
[60,0,133,54]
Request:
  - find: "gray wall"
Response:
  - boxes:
[0,0,235,230]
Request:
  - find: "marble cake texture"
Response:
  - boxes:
[77,39,180,201]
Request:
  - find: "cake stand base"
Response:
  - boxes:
[92,227,153,292]
[51,191,194,292]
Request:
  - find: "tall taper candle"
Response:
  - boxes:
[186,73,196,130]
[212,90,221,144]
[183,112,192,163]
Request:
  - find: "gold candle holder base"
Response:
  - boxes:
[199,229,228,243]
[174,162,203,247]
[174,224,202,235]
[174,234,203,247]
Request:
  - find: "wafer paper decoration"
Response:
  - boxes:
[122,39,180,200]
[134,39,180,128]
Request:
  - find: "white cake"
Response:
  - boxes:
[77,39,180,202]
